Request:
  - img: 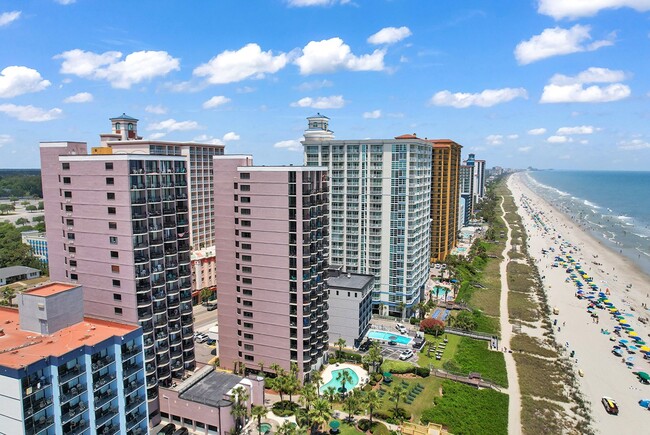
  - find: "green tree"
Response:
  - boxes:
[230,386,249,435]
[26,205,37,213]
[21,201,30,207]
[362,342,383,373]
[251,404,268,435]
[416,301,427,320]
[338,369,353,394]
[32,215,44,223]
[200,287,213,303]
[362,390,382,424]
[8,196,18,205]
[335,337,346,359]
[308,398,332,432]
[420,318,445,337]
[343,390,361,422]
[397,301,406,319]
[0,204,12,215]
[311,370,322,396]
[15,217,30,226]
[388,383,407,416]
[37,201,44,210]
[323,386,337,403]
[2,287,16,305]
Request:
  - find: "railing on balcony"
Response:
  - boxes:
[95,406,119,427]
[93,373,116,392]
[94,387,117,409]
[25,415,54,435]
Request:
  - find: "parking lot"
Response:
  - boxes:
[379,343,418,363]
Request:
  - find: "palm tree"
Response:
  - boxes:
[309,397,332,432]
[323,386,337,403]
[251,404,267,435]
[258,361,266,377]
[270,363,285,377]
[416,302,427,320]
[230,386,249,435]
[362,390,382,424]
[378,303,385,316]
[311,371,323,397]
[363,343,383,373]
[338,369,353,394]
[344,390,361,422]
[335,337,346,359]
[388,383,407,416]
[299,382,318,412]
[286,372,300,403]
[397,301,406,320]
[276,421,295,435]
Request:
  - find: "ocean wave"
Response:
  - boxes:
[526,175,571,196]
[633,233,649,239]
[583,199,601,209]
[617,215,632,221]
[636,247,650,257]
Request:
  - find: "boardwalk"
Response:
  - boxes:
[431,369,500,390]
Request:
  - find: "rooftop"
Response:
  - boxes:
[24,282,76,298]
[0,266,40,280]
[109,113,138,121]
[328,270,374,291]
[0,307,138,369]
[179,370,242,407]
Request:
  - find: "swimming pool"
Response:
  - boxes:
[366,329,413,345]
[320,368,359,393]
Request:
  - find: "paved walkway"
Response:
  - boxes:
[499,197,522,434]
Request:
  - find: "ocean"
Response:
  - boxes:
[523,170,650,276]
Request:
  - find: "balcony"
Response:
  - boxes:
[152,291,166,302]
[150,237,163,246]
[156,342,169,353]
[91,355,115,373]
[59,365,85,384]
[95,406,119,427]
[94,388,117,409]
[124,379,142,397]
[132,226,147,235]
[93,373,116,392]
[23,376,51,398]
[126,411,146,430]
[147,196,161,203]
[23,397,53,419]
[136,282,151,294]
[180,290,192,302]
[146,377,158,389]
[153,303,167,315]
[147,387,159,400]
[180,303,192,314]
[60,384,85,405]
[126,394,145,413]
[136,295,151,307]
[97,423,120,435]
[123,363,142,378]
[144,347,155,362]
[25,415,54,435]
[168,309,181,321]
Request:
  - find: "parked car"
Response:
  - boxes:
[358,340,371,352]
[157,423,176,435]
[601,396,619,415]
[396,323,407,334]
[206,303,217,311]
[399,349,414,360]
[173,428,189,435]
[195,333,208,343]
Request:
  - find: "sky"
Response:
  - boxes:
[1,0,650,170]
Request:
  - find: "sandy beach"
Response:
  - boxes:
[509,173,650,433]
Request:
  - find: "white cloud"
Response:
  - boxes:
[0,134,11,146]
[527,128,547,135]
[0,66,51,98]
[515,25,613,65]
[194,43,288,85]
[538,0,650,20]
[55,0,76,4]
[367,26,412,45]
[518,146,533,152]
[507,134,519,140]
[430,87,527,108]
[148,132,167,140]
[193,134,224,145]
[580,139,589,144]
[63,92,93,103]
[222,132,240,142]
[295,37,385,75]
[202,96,231,109]
[236,86,256,94]
[363,110,382,119]
[145,104,167,115]
[556,125,597,135]
[486,135,504,145]
[297,80,333,91]
[291,95,346,109]
[55,49,180,89]
[0,11,21,27]
[0,104,62,122]
[286,0,349,6]
[147,118,200,132]
[273,139,303,151]
[618,139,650,150]
[547,135,572,143]
[540,67,631,103]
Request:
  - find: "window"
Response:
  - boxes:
[240,197,251,203]
[241,208,251,215]
[233,183,238,189]
[106,177,114,185]
[105,162,113,170]
[243,289,252,296]
[242,243,251,250]
[112,279,121,287]
[242,266,252,273]
[67,233,75,240]
[110,251,119,258]
[113,293,121,301]
[69,260,77,267]
[241,232,251,239]
[111,265,120,273]
[244,344,254,351]
[243,300,253,307]
[107,192,115,200]
[109,236,118,245]
[242,278,252,285]
[63,177,71,184]
[244,333,254,339]
[243,311,253,318]
[107,207,116,214]
[241,220,251,227]
[114,307,123,316]
[64,191,72,198]
[242,255,252,262]
[108,222,117,230]
[240,173,250,179]
[62,162,70,170]
[243,322,253,329]
[65,205,73,212]
[66,218,74,226]
[68,246,76,253]
[240,185,250,192]
[244,355,254,361]
[70,273,78,280]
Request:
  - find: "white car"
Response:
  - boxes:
[399,349,414,360]
[194,333,208,343]
[396,324,407,334]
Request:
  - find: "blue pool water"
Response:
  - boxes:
[366,329,413,345]
[320,368,359,393]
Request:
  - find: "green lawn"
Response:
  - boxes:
[375,375,443,421]
[417,334,461,369]
[446,337,508,387]
[337,421,364,435]
[421,380,508,435]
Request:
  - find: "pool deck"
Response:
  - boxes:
[320,363,369,391]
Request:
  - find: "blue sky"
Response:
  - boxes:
[1,0,650,170]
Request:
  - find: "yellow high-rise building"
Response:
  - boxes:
[429,139,462,263]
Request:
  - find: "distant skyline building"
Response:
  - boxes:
[459,165,474,225]
[40,135,196,422]
[0,282,147,435]
[100,114,225,251]
[214,155,330,381]
[428,139,461,263]
[302,114,431,317]
[464,153,486,206]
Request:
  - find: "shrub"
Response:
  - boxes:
[358,419,371,431]
[363,384,373,391]
[272,401,299,417]
[419,318,445,336]
[371,422,390,435]
[374,411,392,421]
[340,350,363,362]
[409,317,420,325]
[380,360,414,374]
[414,366,430,377]
[329,357,338,364]
[372,373,383,382]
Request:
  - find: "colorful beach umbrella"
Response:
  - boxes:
[629,331,639,337]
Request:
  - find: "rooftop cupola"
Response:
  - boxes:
[304,113,334,140]
[109,113,139,141]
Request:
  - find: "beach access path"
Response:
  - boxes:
[510,173,650,434]
[498,196,522,434]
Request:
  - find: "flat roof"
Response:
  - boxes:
[24,283,76,297]
[0,307,138,369]
[0,266,40,280]
[179,371,241,408]
[328,272,374,291]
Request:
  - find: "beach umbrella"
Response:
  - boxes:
[635,372,650,382]
[619,319,629,324]
[620,339,629,344]
[629,331,639,337]
[629,345,639,351]
[329,421,341,430]
[640,346,650,353]
[639,399,650,408]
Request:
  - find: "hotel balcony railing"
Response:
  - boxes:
[91,355,115,373]
[123,379,142,397]
[144,348,155,361]
[126,411,146,430]
[181,327,193,338]
[153,303,167,315]
[179,289,192,301]
[165,261,178,269]
[95,406,119,427]
[131,197,147,205]
[147,196,161,203]
[150,237,164,246]
[23,375,52,397]
[150,250,164,260]
[170,347,183,359]
[181,314,193,326]
[148,208,162,216]
[179,267,191,277]
[178,243,190,253]
[146,377,158,389]
[59,383,85,405]
[152,291,166,302]
[25,415,54,435]
[168,308,181,321]
[141,322,154,335]
[94,388,117,409]
[149,224,163,232]
[132,226,147,235]
[136,280,151,293]
[169,322,181,334]
[158,367,171,380]
[125,394,145,413]
[123,363,142,378]
[156,342,170,353]
[147,387,159,401]
[134,254,149,264]
[97,423,120,435]
[93,373,116,392]
[136,295,151,307]
[59,365,85,384]
[180,303,192,314]
[23,397,53,419]
[183,351,195,363]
